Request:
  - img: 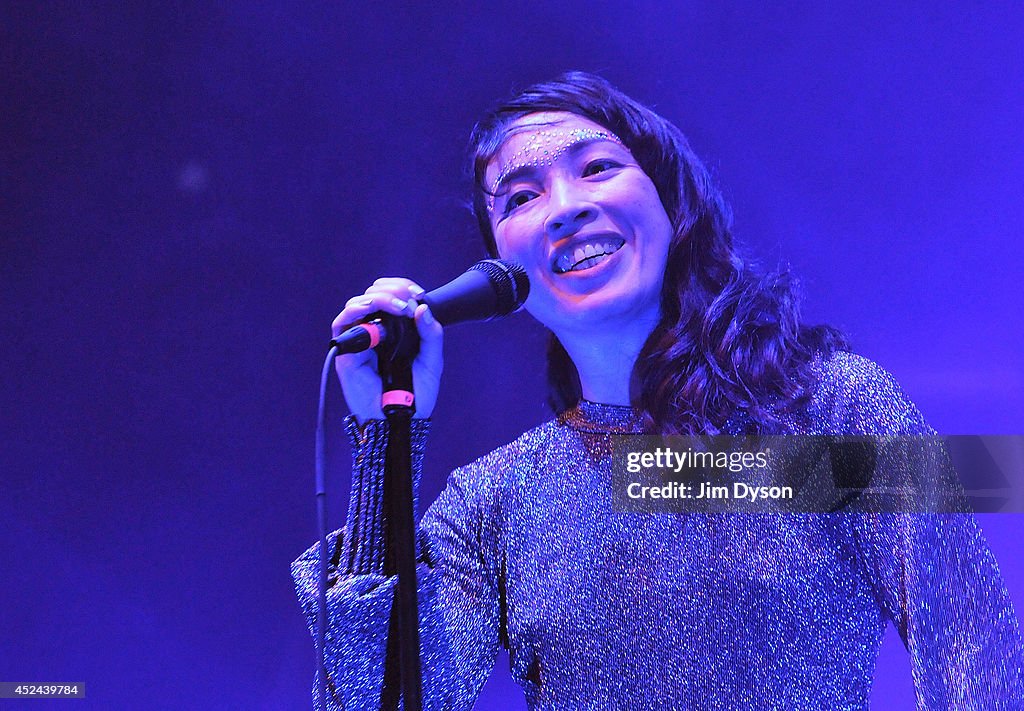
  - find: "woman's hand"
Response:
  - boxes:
[331,278,443,423]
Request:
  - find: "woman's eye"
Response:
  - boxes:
[503,190,536,214]
[583,159,618,176]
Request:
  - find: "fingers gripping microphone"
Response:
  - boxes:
[330,259,530,354]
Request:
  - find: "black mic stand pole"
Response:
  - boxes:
[376,315,423,711]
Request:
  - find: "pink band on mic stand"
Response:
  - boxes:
[382,390,415,408]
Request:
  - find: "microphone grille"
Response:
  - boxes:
[468,259,530,316]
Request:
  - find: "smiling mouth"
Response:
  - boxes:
[553,237,626,274]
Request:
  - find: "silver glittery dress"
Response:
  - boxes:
[292,351,1023,709]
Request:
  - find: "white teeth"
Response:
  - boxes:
[576,254,607,271]
[554,237,625,273]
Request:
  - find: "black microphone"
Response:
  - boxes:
[330,259,529,354]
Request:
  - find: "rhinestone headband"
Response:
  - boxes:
[490,127,625,197]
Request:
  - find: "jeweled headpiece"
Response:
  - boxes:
[490,127,625,198]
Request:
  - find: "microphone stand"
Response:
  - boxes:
[376,316,423,711]
[318,258,528,709]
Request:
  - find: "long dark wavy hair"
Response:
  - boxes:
[469,72,850,435]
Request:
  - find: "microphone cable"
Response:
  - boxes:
[314,345,338,711]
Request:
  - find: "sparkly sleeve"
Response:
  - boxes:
[290,416,502,711]
[837,356,1024,708]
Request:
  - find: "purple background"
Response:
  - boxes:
[3,3,1022,709]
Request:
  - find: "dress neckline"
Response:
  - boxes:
[560,399,644,434]
[560,399,759,435]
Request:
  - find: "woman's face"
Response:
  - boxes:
[485,112,673,335]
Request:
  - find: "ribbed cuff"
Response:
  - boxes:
[342,415,431,575]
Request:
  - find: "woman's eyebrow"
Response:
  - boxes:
[491,164,540,197]
[491,137,623,195]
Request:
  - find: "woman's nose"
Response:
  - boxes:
[544,178,596,240]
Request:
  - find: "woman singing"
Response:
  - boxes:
[292,72,1022,709]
